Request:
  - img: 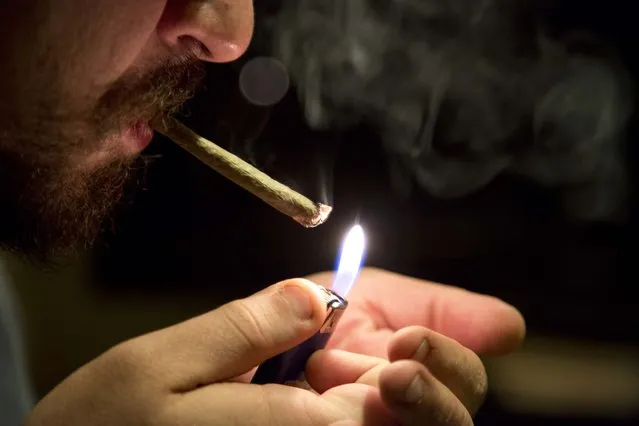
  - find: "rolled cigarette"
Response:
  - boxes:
[151,116,332,228]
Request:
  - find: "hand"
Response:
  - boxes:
[307,326,488,426]
[24,279,399,426]
[308,267,526,357]
[307,268,526,424]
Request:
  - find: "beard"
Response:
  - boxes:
[0,153,135,263]
[0,58,205,263]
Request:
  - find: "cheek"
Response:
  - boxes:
[46,0,168,93]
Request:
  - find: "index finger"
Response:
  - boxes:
[308,268,525,355]
[162,382,393,426]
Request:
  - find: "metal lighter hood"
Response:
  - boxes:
[250,286,349,386]
[318,287,348,333]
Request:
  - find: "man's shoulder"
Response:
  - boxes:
[0,256,35,425]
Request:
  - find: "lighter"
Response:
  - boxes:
[251,224,366,386]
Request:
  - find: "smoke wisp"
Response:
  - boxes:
[269,0,633,221]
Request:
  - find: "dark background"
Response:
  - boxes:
[10,1,639,425]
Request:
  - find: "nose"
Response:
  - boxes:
[158,0,254,63]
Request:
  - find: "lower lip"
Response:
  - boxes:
[121,120,154,155]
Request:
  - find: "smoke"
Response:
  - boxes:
[268,0,633,221]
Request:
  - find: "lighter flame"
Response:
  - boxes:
[332,225,366,297]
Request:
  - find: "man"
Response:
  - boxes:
[0,1,525,425]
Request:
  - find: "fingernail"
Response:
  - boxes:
[403,375,425,404]
[412,339,429,364]
[279,284,314,319]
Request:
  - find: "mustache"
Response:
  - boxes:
[95,58,207,134]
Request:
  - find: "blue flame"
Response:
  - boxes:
[332,225,366,297]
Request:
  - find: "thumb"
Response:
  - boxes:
[147,278,327,390]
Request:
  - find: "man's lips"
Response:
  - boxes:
[81,119,154,170]
[121,119,154,155]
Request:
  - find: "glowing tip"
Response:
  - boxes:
[332,225,366,298]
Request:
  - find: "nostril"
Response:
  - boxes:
[177,35,211,60]
[157,0,253,64]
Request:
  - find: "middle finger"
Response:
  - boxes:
[388,326,488,414]
[306,350,473,426]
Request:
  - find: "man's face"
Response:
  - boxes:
[0,0,254,261]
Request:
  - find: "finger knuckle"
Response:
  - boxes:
[80,341,165,425]
[101,339,154,382]
[223,299,271,351]
[213,385,280,426]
